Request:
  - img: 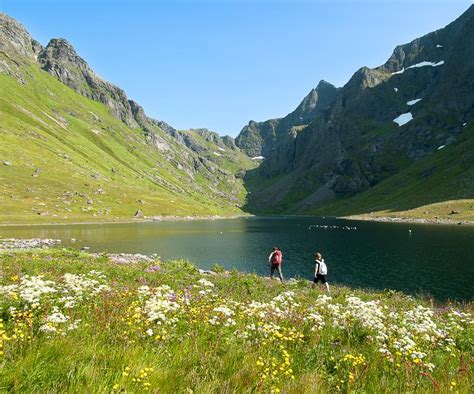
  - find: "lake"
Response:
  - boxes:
[1,217,473,301]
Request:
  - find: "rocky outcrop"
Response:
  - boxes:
[37,39,139,127]
[0,13,42,82]
[0,13,40,60]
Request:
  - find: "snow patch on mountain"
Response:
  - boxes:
[392,68,405,75]
[393,113,413,126]
[392,60,445,75]
[251,156,265,160]
[408,60,444,69]
[407,98,422,106]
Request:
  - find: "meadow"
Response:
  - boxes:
[0,249,472,392]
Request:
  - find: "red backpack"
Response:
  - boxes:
[271,250,282,264]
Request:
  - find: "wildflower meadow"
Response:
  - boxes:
[0,249,472,392]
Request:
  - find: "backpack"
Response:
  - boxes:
[271,250,281,264]
[317,259,328,275]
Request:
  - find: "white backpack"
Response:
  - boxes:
[317,259,328,275]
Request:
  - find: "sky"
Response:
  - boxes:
[1,0,472,136]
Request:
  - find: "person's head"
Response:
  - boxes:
[315,252,322,260]
[273,246,279,251]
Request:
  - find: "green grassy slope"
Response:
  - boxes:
[0,67,254,224]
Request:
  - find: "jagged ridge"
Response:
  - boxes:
[236,5,474,218]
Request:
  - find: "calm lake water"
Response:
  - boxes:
[1,217,473,301]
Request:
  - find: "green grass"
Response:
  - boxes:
[1,249,473,392]
[0,66,253,225]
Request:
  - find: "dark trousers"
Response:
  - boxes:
[270,263,284,282]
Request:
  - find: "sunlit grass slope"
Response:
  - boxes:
[0,68,254,224]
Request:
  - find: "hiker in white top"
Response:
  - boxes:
[312,252,330,293]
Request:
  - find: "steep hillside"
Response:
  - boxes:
[238,5,474,221]
[0,14,255,224]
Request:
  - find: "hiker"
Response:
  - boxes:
[313,252,329,292]
[268,246,284,283]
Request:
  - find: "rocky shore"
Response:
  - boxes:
[0,238,61,250]
[343,215,474,226]
[94,253,159,265]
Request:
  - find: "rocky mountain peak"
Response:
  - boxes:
[345,67,389,91]
[316,79,334,89]
[235,79,338,157]
[41,38,85,65]
[290,80,338,124]
[382,5,473,74]
[0,13,39,59]
[0,15,144,129]
[0,13,43,82]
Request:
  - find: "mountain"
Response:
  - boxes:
[237,5,474,220]
[0,13,254,224]
[2,7,474,225]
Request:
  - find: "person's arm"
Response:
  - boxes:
[314,261,319,276]
[268,252,274,263]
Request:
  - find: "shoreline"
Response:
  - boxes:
[0,214,252,227]
[342,214,474,226]
[1,246,471,304]
[1,212,474,228]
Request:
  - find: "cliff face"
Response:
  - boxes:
[238,5,474,214]
[235,80,338,158]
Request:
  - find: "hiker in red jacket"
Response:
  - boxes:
[268,246,284,283]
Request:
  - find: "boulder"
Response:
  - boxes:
[134,210,144,218]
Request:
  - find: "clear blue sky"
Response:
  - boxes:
[1,0,472,136]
